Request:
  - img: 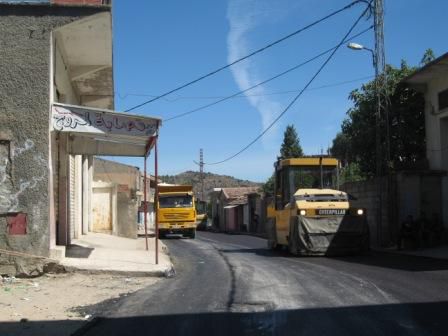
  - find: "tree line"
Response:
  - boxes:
[331,50,434,182]
[263,49,435,192]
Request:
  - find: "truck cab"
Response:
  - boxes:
[158,185,197,238]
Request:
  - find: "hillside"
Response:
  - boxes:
[158,171,262,200]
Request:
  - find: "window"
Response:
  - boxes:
[438,88,448,111]
[159,195,193,208]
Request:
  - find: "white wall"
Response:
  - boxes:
[54,42,80,105]
[425,73,448,170]
[424,72,448,229]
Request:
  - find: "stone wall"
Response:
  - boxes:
[342,172,446,248]
[0,4,108,275]
[116,192,138,239]
[341,177,392,247]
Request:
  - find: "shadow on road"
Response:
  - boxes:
[217,247,448,272]
[1,301,446,336]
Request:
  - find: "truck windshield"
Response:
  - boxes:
[159,195,193,208]
[287,165,338,195]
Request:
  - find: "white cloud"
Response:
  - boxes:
[226,0,286,147]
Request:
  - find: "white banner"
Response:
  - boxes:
[52,104,159,137]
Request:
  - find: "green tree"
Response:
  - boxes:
[331,132,351,164]
[279,125,304,159]
[331,56,427,177]
[420,48,435,66]
[263,124,304,195]
[261,174,275,196]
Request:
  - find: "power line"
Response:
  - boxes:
[124,0,371,112]
[117,74,373,101]
[163,26,373,122]
[205,1,372,166]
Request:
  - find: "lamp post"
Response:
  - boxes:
[347,42,381,177]
[347,43,375,68]
[347,41,385,247]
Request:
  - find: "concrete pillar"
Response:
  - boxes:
[75,155,82,238]
[111,184,118,236]
[57,133,69,245]
[48,132,57,248]
[87,155,93,232]
[82,155,89,235]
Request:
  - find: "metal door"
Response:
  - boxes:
[92,187,112,233]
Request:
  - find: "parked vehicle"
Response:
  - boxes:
[158,185,197,238]
[267,156,369,255]
[195,200,208,231]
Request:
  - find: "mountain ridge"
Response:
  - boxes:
[159,171,262,200]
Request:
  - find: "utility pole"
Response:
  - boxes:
[347,0,389,246]
[374,0,388,246]
[374,0,386,177]
[194,149,205,202]
[200,148,204,202]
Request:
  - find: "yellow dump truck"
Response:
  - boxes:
[158,185,197,238]
[267,157,369,255]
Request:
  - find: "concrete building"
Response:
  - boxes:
[405,52,448,230]
[0,1,161,275]
[210,187,262,234]
[92,158,140,239]
[93,158,159,237]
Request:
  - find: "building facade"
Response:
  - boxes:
[210,187,263,234]
[0,1,161,275]
[405,52,448,229]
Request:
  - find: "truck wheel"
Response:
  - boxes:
[268,240,283,251]
[189,229,196,239]
[266,218,280,250]
[288,217,299,255]
[158,230,165,239]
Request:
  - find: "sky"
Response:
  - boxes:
[111,0,448,182]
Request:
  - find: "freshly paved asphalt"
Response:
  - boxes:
[76,232,448,336]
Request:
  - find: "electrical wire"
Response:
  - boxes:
[124,0,371,112]
[116,74,373,101]
[204,1,373,166]
[163,26,373,122]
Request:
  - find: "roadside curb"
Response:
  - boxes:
[62,265,174,278]
[61,239,176,278]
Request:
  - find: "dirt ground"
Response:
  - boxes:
[0,272,159,336]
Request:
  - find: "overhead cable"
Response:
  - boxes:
[124,0,371,112]
[117,74,373,102]
[204,2,373,165]
[163,26,373,122]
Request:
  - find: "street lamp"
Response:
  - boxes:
[347,41,379,176]
[347,41,386,247]
[347,42,375,67]
[347,42,364,50]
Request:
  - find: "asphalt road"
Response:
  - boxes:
[77,232,448,336]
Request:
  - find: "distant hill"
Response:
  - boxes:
[158,171,262,200]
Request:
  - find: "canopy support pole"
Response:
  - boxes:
[143,150,148,251]
[154,137,159,265]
